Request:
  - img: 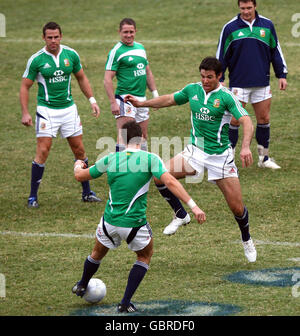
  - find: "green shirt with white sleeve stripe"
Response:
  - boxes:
[23,45,82,109]
[105,41,149,97]
[89,149,167,228]
[174,83,249,155]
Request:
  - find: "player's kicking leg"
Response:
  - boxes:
[154,154,196,235]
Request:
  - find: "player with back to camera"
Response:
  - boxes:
[72,120,206,313]
[20,21,102,208]
[104,17,159,152]
[216,0,287,169]
[125,57,257,263]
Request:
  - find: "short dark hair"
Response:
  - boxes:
[121,120,142,145]
[43,22,62,36]
[119,18,136,30]
[238,0,256,6]
[199,57,223,76]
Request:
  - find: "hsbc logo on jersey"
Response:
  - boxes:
[49,70,68,83]
[195,108,215,121]
[134,63,146,77]
[200,107,210,114]
[54,70,64,76]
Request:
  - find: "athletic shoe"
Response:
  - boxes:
[82,191,102,202]
[27,197,39,208]
[163,213,191,235]
[242,238,257,262]
[72,282,86,297]
[117,302,138,313]
[258,157,281,169]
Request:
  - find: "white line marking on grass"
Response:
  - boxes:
[233,239,300,247]
[287,258,300,262]
[3,38,210,45]
[0,230,93,239]
[2,38,296,47]
[2,231,299,248]
[4,38,115,44]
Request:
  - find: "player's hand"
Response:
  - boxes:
[111,101,120,116]
[279,78,287,91]
[91,103,100,118]
[124,94,140,107]
[22,113,33,127]
[240,147,253,168]
[192,206,206,224]
[74,159,87,171]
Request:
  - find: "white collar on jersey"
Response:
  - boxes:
[201,83,223,105]
[43,45,62,67]
[241,17,256,31]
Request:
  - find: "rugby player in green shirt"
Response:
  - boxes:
[72,120,206,313]
[125,57,257,263]
[104,18,158,152]
[20,22,102,208]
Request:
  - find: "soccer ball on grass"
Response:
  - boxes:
[83,278,106,303]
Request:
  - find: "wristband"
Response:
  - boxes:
[187,198,197,209]
[152,90,159,98]
[89,97,97,104]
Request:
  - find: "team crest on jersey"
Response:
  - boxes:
[40,122,46,130]
[233,89,238,95]
[64,58,70,66]
[260,29,265,38]
[213,99,220,108]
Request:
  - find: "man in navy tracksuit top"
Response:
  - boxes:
[216,0,287,169]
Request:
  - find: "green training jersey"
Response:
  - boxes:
[174,83,248,154]
[105,42,149,97]
[89,149,167,228]
[23,45,82,109]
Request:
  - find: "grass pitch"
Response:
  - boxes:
[0,0,300,317]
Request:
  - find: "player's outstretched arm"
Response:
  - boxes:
[124,94,176,109]
[159,172,206,224]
